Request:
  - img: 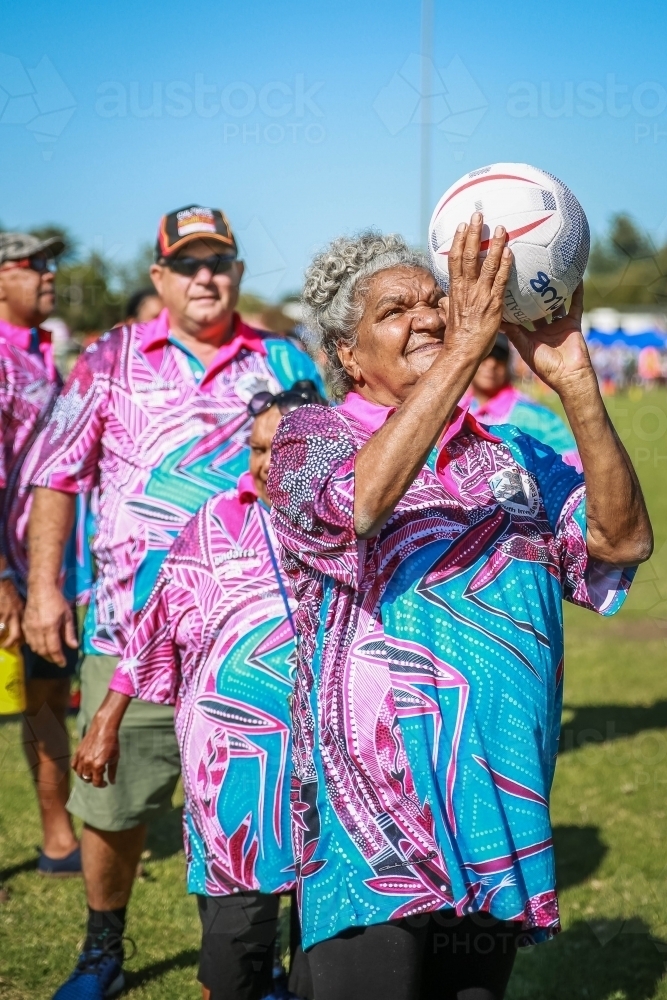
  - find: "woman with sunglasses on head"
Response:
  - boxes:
[267,221,652,1000]
[71,382,323,1000]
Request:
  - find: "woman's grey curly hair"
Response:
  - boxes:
[301,231,429,399]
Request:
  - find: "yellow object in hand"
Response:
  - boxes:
[0,646,26,714]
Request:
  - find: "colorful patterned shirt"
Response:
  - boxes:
[0,318,60,587]
[268,392,635,949]
[109,474,297,896]
[464,385,581,471]
[28,309,322,655]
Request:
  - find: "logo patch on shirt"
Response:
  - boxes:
[488,469,540,517]
[234,372,281,404]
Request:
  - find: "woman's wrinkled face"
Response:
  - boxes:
[337,266,447,407]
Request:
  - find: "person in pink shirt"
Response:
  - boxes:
[463,332,582,469]
[0,230,81,877]
[22,205,323,1000]
[70,385,320,1000]
[267,224,651,1000]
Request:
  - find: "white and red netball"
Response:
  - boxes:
[428,163,590,326]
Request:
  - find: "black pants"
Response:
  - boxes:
[307,912,522,1000]
[197,892,313,1000]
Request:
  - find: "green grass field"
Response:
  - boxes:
[2,388,667,1000]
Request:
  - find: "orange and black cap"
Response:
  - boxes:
[156,205,238,259]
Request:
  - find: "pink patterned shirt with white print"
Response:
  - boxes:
[109,475,297,896]
[28,309,322,654]
[0,317,59,583]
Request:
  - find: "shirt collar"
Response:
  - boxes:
[237,471,259,505]
[0,317,55,379]
[463,383,519,420]
[339,390,500,449]
[139,309,268,379]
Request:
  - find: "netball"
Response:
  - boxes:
[428,162,590,326]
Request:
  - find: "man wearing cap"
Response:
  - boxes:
[0,231,82,876]
[22,206,323,1000]
[463,332,582,468]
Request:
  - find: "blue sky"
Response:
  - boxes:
[2,0,667,298]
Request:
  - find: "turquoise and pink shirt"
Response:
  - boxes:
[109,475,297,896]
[268,392,635,949]
[28,309,322,655]
[0,317,59,586]
[463,384,581,471]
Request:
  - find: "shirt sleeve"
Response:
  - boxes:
[109,566,180,704]
[28,337,114,494]
[509,428,636,616]
[268,404,367,587]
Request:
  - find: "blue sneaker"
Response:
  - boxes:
[51,943,125,999]
[38,846,82,878]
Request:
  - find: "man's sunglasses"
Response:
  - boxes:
[2,255,57,274]
[248,381,323,418]
[159,255,238,277]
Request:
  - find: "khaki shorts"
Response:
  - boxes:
[68,654,181,832]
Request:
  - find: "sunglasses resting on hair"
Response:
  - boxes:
[248,380,323,418]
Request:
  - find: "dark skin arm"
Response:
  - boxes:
[351,217,652,566]
[71,689,130,787]
[353,218,512,537]
[503,291,653,565]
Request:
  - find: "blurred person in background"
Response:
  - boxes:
[463,332,581,469]
[70,384,322,1000]
[0,231,81,876]
[123,287,163,324]
[22,205,323,1000]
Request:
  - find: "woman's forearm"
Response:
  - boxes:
[354,346,479,537]
[559,372,653,565]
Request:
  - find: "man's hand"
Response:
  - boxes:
[500,284,593,394]
[0,578,24,648]
[72,718,121,788]
[22,585,77,666]
[71,691,130,787]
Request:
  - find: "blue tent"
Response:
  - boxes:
[586,328,667,349]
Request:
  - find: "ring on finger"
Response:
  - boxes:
[0,623,7,632]
[81,774,93,783]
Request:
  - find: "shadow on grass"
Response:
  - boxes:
[559,700,667,755]
[124,947,199,989]
[0,853,38,882]
[553,825,607,891]
[509,918,667,1000]
[145,806,184,861]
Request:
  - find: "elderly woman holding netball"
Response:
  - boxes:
[267,215,652,1000]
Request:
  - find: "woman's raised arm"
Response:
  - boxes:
[354,215,512,537]
[503,286,653,566]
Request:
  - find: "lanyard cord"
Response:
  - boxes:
[256,502,297,640]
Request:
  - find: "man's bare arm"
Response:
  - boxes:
[23,487,77,666]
